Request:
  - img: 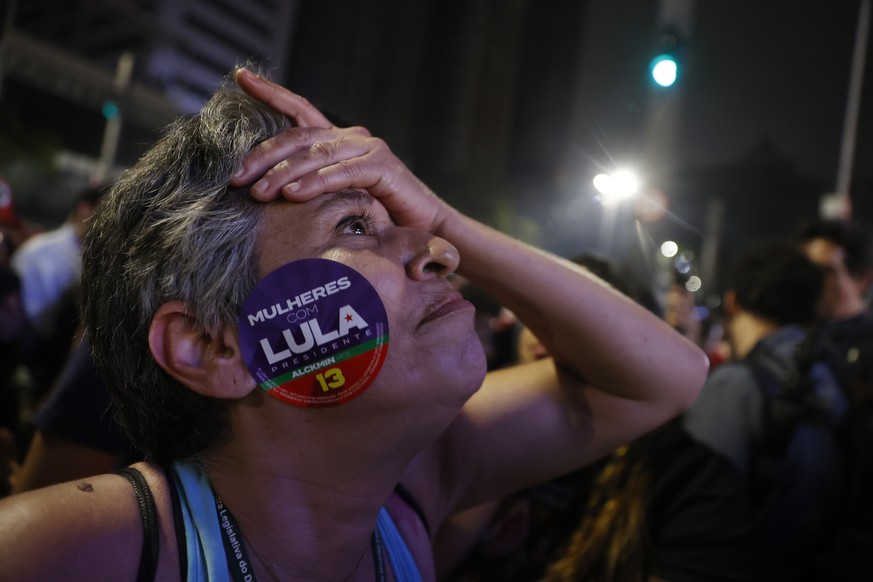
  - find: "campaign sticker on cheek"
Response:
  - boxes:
[237,258,389,408]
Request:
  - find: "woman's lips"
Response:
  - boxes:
[418,292,474,328]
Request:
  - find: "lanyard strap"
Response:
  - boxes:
[371,527,387,582]
[216,497,257,582]
[216,496,387,582]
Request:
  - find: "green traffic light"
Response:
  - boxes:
[102,100,120,120]
[650,54,678,87]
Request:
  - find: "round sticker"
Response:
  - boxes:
[238,258,389,407]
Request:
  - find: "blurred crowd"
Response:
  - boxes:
[444,218,873,582]
[1,167,872,581]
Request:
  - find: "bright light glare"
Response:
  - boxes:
[593,173,612,194]
[651,55,678,87]
[612,170,639,196]
[593,169,639,206]
[685,275,702,293]
[660,241,679,258]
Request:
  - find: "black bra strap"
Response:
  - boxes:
[118,467,159,582]
[163,465,188,580]
[393,482,431,536]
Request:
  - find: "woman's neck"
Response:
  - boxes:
[200,422,410,580]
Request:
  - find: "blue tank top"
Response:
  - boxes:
[170,462,423,581]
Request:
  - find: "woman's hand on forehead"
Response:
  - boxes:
[230,68,452,235]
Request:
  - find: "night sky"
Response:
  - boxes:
[4,0,872,293]
[514,0,873,288]
[567,2,867,179]
[650,2,867,186]
[290,0,873,257]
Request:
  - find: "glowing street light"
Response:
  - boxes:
[593,169,640,206]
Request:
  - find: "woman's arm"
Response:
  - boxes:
[230,68,708,512]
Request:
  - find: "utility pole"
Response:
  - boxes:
[642,1,701,296]
[824,0,871,219]
[641,0,694,187]
[92,51,135,185]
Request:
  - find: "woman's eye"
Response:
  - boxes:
[338,214,372,236]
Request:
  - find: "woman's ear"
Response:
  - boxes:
[149,301,256,398]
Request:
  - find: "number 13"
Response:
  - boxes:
[316,368,346,392]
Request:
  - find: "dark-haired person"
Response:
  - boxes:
[0,70,706,580]
[683,243,846,581]
[441,253,758,582]
[10,186,106,406]
[797,218,873,409]
[11,186,104,334]
[797,219,873,579]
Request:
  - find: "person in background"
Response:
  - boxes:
[664,269,703,347]
[0,69,706,580]
[9,337,139,496]
[455,279,518,371]
[10,186,105,414]
[0,231,27,426]
[797,218,873,405]
[11,186,104,334]
[0,185,130,497]
[0,177,32,251]
[683,242,845,581]
[439,253,758,582]
[0,230,25,498]
[797,218,873,580]
[0,183,33,497]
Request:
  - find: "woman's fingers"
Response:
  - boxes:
[232,127,319,197]
[248,130,375,201]
[285,148,446,233]
[235,68,332,128]
[229,73,450,231]
[233,127,371,200]
[232,69,338,190]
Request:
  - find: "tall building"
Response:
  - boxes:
[7,0,298,113]
[144,0,297,113]
[1,0,299,220]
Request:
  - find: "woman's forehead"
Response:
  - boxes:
[265,189,384,225]
[314,189,379,214]
[255,190,390,276]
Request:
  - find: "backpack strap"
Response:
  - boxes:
[118,467,159,582]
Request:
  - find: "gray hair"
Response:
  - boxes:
[82,72,293,463]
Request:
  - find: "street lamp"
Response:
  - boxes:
[593,168,640,255]
[593,169,640,206]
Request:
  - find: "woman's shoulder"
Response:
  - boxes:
[0,462,179,580]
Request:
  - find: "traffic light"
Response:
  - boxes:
[650,54,678,87]
[101,100,120,120]
[649,29,683,88]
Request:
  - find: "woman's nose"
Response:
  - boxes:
[396,227,460,280]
